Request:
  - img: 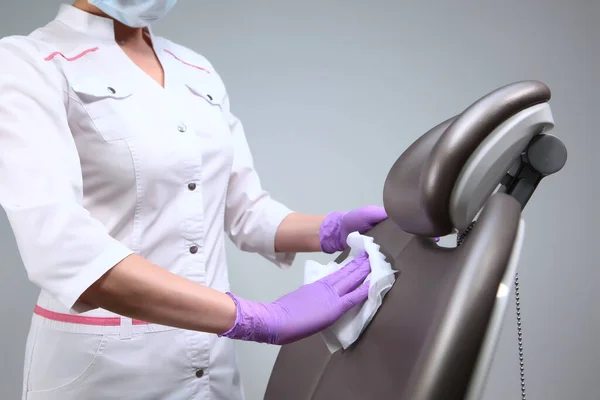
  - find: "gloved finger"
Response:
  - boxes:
[340,281,370,312]
[321,252,368,287]
[331,257,371,296]
[358,205,388,224]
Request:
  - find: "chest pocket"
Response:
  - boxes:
[184,78,230,135]
[71,78,138,142]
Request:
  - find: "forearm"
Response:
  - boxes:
[79,254,237,334]
[274,212,326,253]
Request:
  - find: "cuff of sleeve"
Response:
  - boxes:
[260,201,296,270]
[60,240,134,314]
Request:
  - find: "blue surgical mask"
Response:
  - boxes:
[88,0,177,28]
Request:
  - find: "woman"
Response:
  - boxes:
[0,1,388,399]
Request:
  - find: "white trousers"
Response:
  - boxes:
[22,314,246,400]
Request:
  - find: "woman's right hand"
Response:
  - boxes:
[220,252,371,345]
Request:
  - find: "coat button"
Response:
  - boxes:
[206,94,213,101]
[107,87,116,94]
[195,369,204,378]
[177,124,187,133]
[189,245,198,254]
[188,182,196,191]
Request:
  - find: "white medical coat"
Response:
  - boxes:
[0,4,295,399]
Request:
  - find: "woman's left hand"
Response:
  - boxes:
[319,205,388,253]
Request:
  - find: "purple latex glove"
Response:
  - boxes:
[319,205,388,253]
[220,253,371,345]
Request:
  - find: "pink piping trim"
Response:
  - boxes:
[44,47,100,62]
[164,49,210,73]
[34,305,149,326]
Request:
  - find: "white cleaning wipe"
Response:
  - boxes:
[304,231,397,353]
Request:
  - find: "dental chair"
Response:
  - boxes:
[264,81,567,400]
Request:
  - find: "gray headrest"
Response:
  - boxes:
[383,80,551,237]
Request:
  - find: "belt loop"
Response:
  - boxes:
[120,316,133,340]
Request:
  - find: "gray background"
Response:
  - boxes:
[0,1,597,399]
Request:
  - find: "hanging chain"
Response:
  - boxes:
[457,222,526,400]
[514,273,526,399]
[456,222,476,247]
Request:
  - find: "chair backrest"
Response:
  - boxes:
[264,81,566,400]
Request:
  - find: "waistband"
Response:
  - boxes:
[33,305,176,337]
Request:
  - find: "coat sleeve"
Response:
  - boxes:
[0,37,133,313]
[221,92,296,269]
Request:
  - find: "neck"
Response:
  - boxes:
[72,0,148,45]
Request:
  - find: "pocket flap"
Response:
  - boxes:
[185,78,226,107]
[72,78,134,101]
